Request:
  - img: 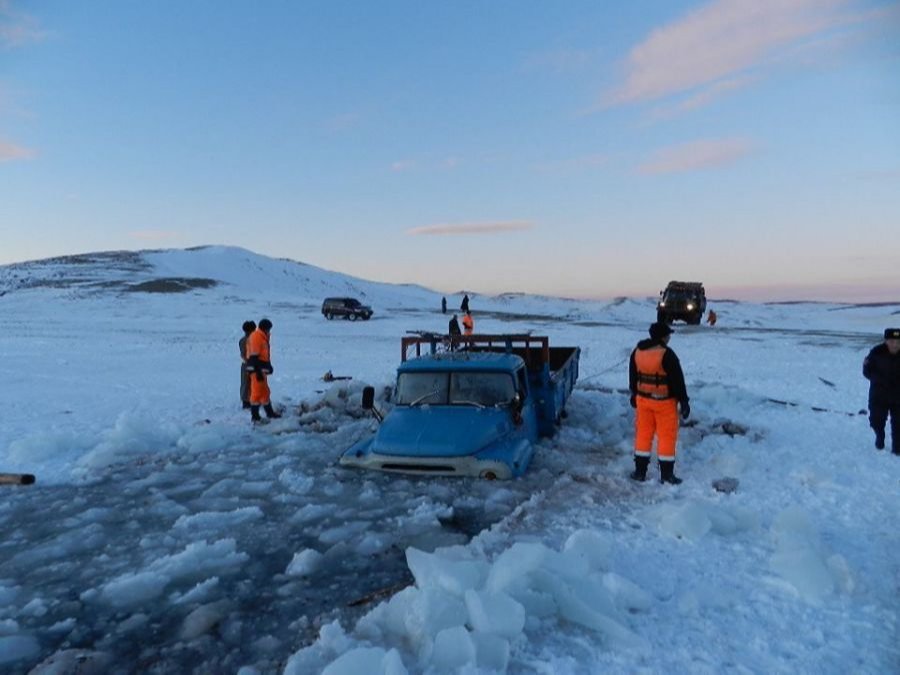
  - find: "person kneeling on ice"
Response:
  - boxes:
[863,327,900,454]
[628,321,690,484]
[246,318,282,423]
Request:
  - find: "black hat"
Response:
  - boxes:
[649,322,673,339]
[259,318,273,331]
[885,328,900,340]
[242,320,256,333]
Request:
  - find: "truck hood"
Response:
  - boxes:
[370,406,513,458]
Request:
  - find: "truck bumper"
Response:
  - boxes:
[340,435,537,480]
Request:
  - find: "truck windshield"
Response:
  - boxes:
[396,372,516,407]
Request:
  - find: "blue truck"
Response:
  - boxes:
[340,334,580,479]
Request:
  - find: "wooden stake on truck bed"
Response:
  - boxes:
[0,473,35,485]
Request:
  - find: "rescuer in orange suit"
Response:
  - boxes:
[628,322,690,484]
[707,309,717,326]
[246,318,282,423]
[462,311,474,336]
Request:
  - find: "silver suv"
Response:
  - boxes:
[321,297,373,321]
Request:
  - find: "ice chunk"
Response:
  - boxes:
[431,626,476,671]
[321,647,408,675]
[180,600,230,640]
[658,501,712,541]
[769,507,837,604]
[484,541,549,594]
[406,548,488,596]
[100,571,167,608]
[472,631,510,671]
[286,549,324,577]
[172,506,263,532]
[464,589,526,639]
[27,648,113,674]
[563,529,612,572]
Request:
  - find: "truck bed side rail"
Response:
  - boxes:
[401,334,550,367]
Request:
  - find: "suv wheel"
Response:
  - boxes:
[349,313,358,321]
[325,312,333,320]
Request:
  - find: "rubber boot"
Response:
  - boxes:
[659,461,683,485]
[874,430,885,450]
[250,405,262,423]
[630,456,649,482]
[264,403,282,419]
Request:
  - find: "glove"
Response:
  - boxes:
[680,401,690,420]
[630,394,637,409]
[265,364,274,375]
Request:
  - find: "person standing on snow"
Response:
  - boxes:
[461,294,470,313]
[239,320,256,409]
[863,328,900,454]
[462,311,474,336]
[707,309,717,326]
[246,318,282,423]
[441,296,447,314]
[629,322,691,484]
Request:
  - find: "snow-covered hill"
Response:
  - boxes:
[0,247,898,674]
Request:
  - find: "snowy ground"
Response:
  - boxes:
[0,246,898,674]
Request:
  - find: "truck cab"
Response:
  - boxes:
[341,335,579,480]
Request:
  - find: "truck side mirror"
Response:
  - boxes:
[361,386,375,410]
[511,394,524,426]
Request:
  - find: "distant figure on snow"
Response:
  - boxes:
[462,311,474,336]
[629,322,691,484]
[441,296,447,314]
[239,320,256,409]
[246,318,282,423]
[707,309,717,326]
[863,328,900,454]
[461,294,470,313]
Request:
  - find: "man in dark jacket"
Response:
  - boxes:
[863,328,900,454]
[629,322,691,484]
[239,320,256,409]
[461,294,470,313]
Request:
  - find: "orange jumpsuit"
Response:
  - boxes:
[629,341,687,462]
[462,314,474,335]
[246,328,272,406]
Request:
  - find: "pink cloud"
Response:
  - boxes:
[391,159,417,172]
[407,221,534,236]
[606,0,863,107]
[0,138,35,161]
[638,137,753,175]
[0,1,47,48]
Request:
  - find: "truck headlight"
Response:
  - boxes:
[686,303,694,310]
[659,302,666,307]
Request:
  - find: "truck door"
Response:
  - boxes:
[514,366,538,438]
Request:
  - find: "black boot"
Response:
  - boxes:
[264,403,282,419]
[242,401,251,409]
[630,456,649,482]
[874,430,885,450]
[250,405,262,423]
[660,461,683,485]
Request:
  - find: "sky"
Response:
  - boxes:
[1,0,899,301]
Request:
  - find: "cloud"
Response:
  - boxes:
[638,137,753,175]
[406,221,534,236]
[648,75,759,120]
[128,230,180,242]
[0,138,35,161]
[391,159,417,172]
[606,0,864,107]
[0,1,48,48]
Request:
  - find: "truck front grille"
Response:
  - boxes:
[380,463,457,473]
